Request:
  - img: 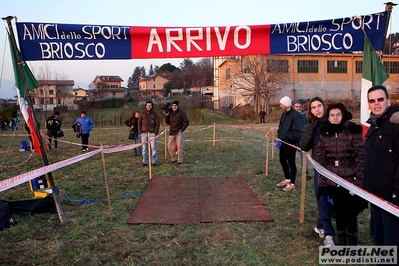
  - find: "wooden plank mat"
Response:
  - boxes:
[126,176,273,224]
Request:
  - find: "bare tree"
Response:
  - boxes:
[193,58,213,87]
[231,55,291,113]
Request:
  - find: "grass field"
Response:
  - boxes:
[0,109,373,265]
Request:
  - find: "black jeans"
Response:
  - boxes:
[279,143,297,184]
[81,134,89,150]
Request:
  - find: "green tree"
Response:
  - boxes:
[127,66,146,89]
[157,63,178,73]
[149,64,155,76]
[180,58,195,95]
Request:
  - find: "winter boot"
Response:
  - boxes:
[335,231,347,246]
[347,232,358,246]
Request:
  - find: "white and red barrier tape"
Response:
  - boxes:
[0,148,103,192]
[265,127,399,218]
[308,155,399,218]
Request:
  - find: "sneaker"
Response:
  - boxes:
[314,227,325,238]
[276,180,290,188]
[283,184,296,191]
[324,235,335,247]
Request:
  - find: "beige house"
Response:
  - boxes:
[31,80,75,111]
[139,75,169,97]
[73,88,88,102]
[90,75,125,100]
[214,54,399,109]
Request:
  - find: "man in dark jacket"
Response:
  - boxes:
[276,96,302,191]
[165,101,189,164]
[363,85,399,248]
[46,111,61,151]
[138,101,160,166]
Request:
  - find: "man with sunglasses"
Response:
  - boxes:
[363,85,399,248]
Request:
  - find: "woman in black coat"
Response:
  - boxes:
[318,103,367,245]
[125,111,141,156]
[299,97,335,246]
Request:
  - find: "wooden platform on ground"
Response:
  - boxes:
[126,176,273,224]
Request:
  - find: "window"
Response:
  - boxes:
[383,61,399,74]
[267,59,289,73]
[40,99,44,105]
[327,60,347,73]
[297,60,318,73]
[49,98,54,104]
[49,89,54,95]
[355,61,363,73]
[226,68,231,79]
[153,85,156,89]
[58,98,61,104]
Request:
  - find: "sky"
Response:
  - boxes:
[0,0,398,99]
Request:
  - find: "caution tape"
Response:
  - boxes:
[0,148,103,192]
[308,155,399,218]
[265,127,399,218]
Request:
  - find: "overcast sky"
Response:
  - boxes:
[0,0,397,98]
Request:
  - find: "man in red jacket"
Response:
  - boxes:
[165,101,189,165]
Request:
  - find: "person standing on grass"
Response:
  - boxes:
[46,111,61,151]
[125,111,141,156]
[363,85,399,249]
[293,100,309,175]
[138,101,160,166]
[165,100,189,165]
[275,96,302,192]
[317,103,367,246]
[299,97,335,247]
[259,108,266,123]
[73,111,94,152]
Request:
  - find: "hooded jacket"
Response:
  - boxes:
[277,108,302,144]
[299,116,328,160]
[363,105,399,204]
[165,108,189,135]
[317,119,364,187]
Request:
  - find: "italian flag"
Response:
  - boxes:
[8,33,43,157]
[360,35,390,139]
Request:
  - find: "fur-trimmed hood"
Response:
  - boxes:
[320,120,362,135]
[390,110,399,124]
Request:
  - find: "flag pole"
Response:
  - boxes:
[2,16,65,223]
[384,2,397,45]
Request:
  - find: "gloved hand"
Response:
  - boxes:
[390,190,399,206]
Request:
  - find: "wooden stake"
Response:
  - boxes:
[148,132,152,179]
[265,135,269,176]
[271,130,275,159]
[164,129,168,159]
[299,152,308,223]
[100,143,113,221]
[212,123,216,147]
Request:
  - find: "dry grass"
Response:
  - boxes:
[0,109,372,265]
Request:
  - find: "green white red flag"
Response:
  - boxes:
[8,33,43,157]
[360,35,389,139]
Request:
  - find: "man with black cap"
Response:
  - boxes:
[165,100,189,165]
[46,111,61,150]
[276,96,302,191]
